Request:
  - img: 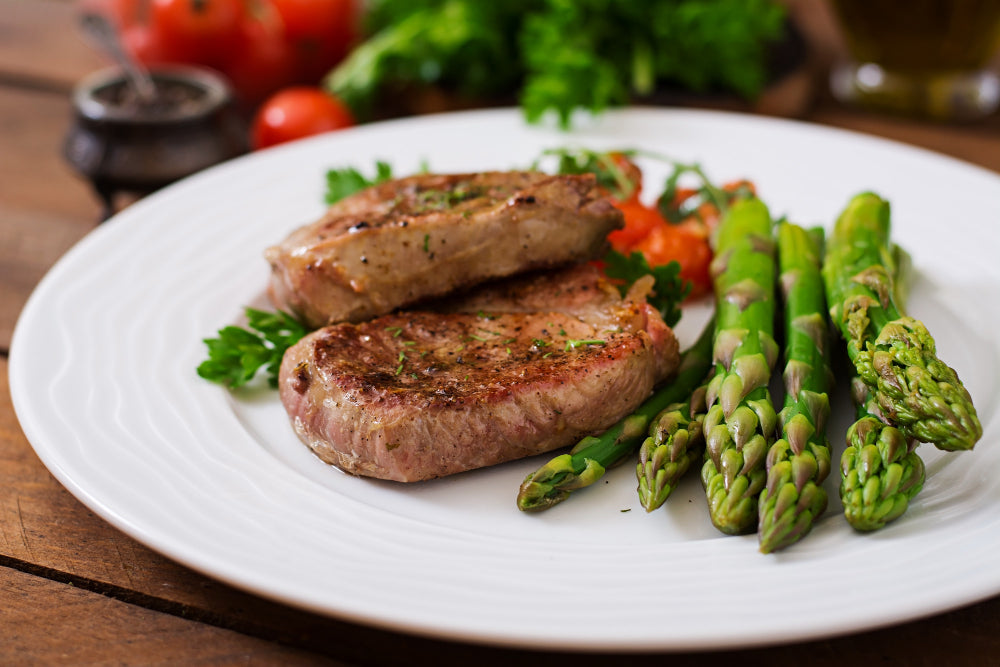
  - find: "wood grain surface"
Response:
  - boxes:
[2,1,999,664]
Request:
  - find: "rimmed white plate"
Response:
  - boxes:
[10,108,1000,651]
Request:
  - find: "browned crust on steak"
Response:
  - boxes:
[278,266,679,482]
[265,171,623,328]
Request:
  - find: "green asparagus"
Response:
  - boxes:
[758,223,833,553]
[840,377,925,531]
[517,316,715,512]
[839,229,925,531]
[701,197,779,535]
[636,374,711,512]
[822,192,980,452]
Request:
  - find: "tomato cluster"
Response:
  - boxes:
[95,0,359,105]
[598,156,716,299]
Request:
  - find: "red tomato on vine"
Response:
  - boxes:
[267,0,359,82]
[148,0,244,67]
[222,3,297,104]
[106,0,359,105]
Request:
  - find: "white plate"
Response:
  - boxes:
[10,108,1000,651]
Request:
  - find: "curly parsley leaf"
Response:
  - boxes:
[197,308,309,389]
[325,160,394,204]
[603,249,689,328]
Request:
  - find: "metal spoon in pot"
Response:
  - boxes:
[78,11,158,105]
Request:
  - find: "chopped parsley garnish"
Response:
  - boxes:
[564,339,606,352]
[414,184,483,212]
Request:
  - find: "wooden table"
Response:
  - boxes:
[2,2,999,664]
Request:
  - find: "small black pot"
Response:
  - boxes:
[64,65,248,220]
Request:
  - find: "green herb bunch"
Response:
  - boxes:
[327,0,788,128]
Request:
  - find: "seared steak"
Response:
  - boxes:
[278,265,679,482]
[265,171,623,328]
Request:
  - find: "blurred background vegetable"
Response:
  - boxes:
[327,0,790,127]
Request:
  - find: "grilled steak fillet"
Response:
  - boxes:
[265,171,623,328]
[278,265,679,482]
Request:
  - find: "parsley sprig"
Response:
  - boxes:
[325,160,394,204]
[197,308,309,388]
[602,249,688,328]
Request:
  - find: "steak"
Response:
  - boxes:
[278,265,679,482]
[265,171,623,328]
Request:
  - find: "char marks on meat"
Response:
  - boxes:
[265,171,623,328]
[278,265,679,482]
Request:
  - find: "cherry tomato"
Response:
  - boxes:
[607,200,664,252]
[149,0,244,67]
[223,4,297,104]
[251,87,355,149]
[269,0,359,82]
[633,225,713,298]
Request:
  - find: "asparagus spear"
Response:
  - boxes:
[636,374,711,512]
[839,230,925,531]
[701,197,779,535]
[517,316,715,512]
[758,223,833,553]
[821,192,981,452]
[841,376,926,531]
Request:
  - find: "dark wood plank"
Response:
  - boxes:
[0,86,102,220]
[0,84,103,350]
[1,565,345,666]
[0,203,93,351]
